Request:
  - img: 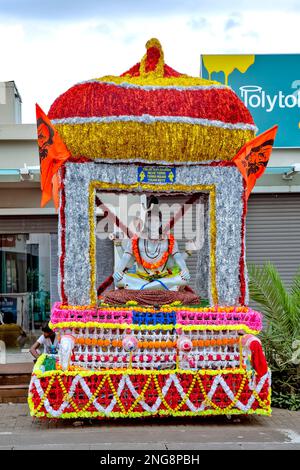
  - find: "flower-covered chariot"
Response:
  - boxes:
[28,39,274,419]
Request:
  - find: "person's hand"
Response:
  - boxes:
[180,269,190,282]
[113,271,124,282]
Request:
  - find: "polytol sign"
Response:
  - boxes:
[240,85,300,113]
[200,54,300,147]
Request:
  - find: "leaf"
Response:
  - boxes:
[248,262,300,387]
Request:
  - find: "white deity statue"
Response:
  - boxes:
[113,197,191,291]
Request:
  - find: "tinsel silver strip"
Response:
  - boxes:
[62,163,244,306]
[74,79,230,91]
[195,195,209,298]
[52,115,256,132]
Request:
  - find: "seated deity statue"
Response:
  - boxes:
[113,197,191,292]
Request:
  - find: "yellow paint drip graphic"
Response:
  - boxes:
[203,55,255,85]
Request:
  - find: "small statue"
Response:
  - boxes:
[113,197,191,291]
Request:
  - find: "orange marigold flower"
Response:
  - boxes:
[132,234,174,270]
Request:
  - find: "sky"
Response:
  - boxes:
[0,0,299,123]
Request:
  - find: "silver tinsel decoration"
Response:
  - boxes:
[61,162,245,306]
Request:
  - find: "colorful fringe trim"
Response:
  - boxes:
[28,359,271,419]
[50,303,263,332]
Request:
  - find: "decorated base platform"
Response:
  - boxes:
[48,303,263,371]
[28,303,271,419]
[28,355,271,419]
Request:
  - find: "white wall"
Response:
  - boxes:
[0,82,22,125]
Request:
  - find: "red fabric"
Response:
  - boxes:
[233,126,278,200]
[97,275,114,296]
[102,288,200,306]
[48,82,254,125]
[239,179,247,305]
[249,341,268,376]
[59,166,67,304]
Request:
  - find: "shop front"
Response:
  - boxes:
[0,215,57,362]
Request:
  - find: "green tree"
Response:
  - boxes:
[248,263,300,410]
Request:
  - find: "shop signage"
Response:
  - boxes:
[201,54,300,147]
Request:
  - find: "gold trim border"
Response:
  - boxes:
[88,182,217,305]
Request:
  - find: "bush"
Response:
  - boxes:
[248,263,300,411]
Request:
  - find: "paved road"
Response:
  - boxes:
[0,404,299,450]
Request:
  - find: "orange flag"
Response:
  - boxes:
[51,172,60,211]
[233,125,278,200]
[36,104,71,207]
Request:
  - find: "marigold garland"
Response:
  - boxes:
[55,303,250,313]
[32,354,251,378]
[49,320,260,335]
[28,405,271,419]
[132,234,174,270]
[28,359,271,419]
[73,337,239,349]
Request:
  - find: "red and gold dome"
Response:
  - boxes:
[48,38,256,164]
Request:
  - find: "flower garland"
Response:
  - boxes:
[28,405,271,420]
[28,364,271,419]
[49,320,260,335]
[132,234,174,270]
[239,178,247,304]
[59,166,67,304]
[54,303,251,313]
[74,337,177,349]
[50,304,262,332]
[72,337,239,349]
[32,354,252,378]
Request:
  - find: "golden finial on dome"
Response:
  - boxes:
[139,38,165,77]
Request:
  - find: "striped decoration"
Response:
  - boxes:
[47,38,256,164]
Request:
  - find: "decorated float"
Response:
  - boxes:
[28,38,277,419]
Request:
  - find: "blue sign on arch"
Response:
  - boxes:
[137,166,176,184]
[201,54,300,148]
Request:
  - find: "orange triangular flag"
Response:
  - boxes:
[36,104,71,207]
[233,125,278,200]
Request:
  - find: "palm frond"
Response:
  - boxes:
[290,270,300,335]
[248,263,294,335]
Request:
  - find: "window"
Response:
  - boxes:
[0,233,51,355]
